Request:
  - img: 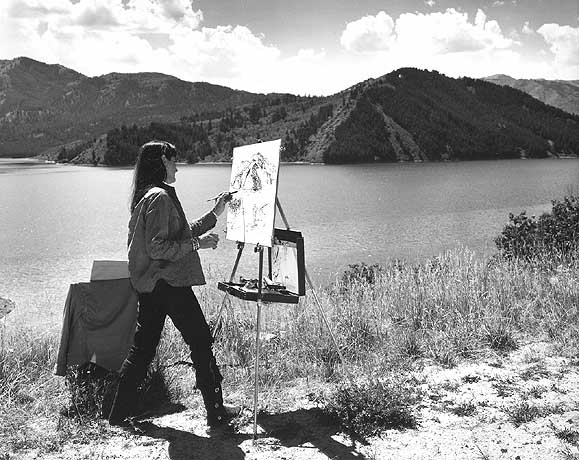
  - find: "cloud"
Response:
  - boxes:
[169,25,280,80]
[340,11,396,53]
[0,0,577,95]
[336,9,577,85]
[341,9,513,56]
[0,0,282,91]
[537,23,579,67]
[425,0,436,7]
[522,21,534,35]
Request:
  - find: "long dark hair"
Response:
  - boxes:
[130,140,177,212]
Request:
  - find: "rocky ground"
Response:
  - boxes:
[7,339,579,460]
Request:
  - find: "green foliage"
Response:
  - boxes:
[322,377,420,438]
[495,196,579,259]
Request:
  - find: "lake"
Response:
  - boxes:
[1,158,578,329]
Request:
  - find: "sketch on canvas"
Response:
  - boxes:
[226,139,281,247]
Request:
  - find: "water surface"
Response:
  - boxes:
[1,158,578,328]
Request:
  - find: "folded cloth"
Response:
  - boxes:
[55,279,138,376]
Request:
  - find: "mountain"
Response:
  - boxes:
[483,74,579,115]
[0,57,272,156]
[1,57,578,163]
[314,69,579,162]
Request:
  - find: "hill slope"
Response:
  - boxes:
[317,69,579,163]
[1,58,578,163]
[0,57,270,156]
[483,74,579,115]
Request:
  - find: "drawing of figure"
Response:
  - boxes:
[231,152,276,192]
[226,139,281,247]
[248,203,268,229]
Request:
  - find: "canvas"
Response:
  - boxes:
[226,139,281,247]
[271,229,306,296]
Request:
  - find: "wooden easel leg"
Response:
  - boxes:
[212,243,245,339]
[253,298,262,443]
[304,269,348,370]
[276,198,348,373]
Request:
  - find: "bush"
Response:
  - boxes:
[495,196,579,259]
[321,377,420,439]
[339,262,385,286]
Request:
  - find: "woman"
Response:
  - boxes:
[108,140,238,428]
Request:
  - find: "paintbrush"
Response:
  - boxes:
[206,190,238,201]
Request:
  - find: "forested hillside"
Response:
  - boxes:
[1,57,578,164]
[72,68,579,165]
[330,69,579,162]
[0,57,274,157]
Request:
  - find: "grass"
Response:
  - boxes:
[504,399,565,426]
[318,376,422,438]
[3,247,579,453]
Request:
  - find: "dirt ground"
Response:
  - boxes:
[9,339,579,460]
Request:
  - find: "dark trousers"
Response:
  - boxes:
[108,279,223,422]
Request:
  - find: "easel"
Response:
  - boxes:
[212,197,346,443]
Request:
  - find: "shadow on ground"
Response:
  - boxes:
[257,408,367,460]
[128,407,366,460]
[131,421,250,460]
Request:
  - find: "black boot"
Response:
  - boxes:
[200,383,241,428]
[196,357,240,427]
[108,376,137,426]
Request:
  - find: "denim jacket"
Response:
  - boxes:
[127,184,217,293]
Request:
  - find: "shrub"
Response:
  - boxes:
[321,377,420,439]
[495,196,579,259]
[339,262,385,287]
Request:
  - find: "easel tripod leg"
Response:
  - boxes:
[212,243,245,339]
[305,269,348,372]
[253,299,262,443]
[276,198,348,373]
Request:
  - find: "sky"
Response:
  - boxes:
[0,0,577,95]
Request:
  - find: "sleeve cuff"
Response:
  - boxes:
[191,237,200,251]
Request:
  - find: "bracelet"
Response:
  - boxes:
[191,237,200,251]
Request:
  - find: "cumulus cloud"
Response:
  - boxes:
[341,8,513,57]
[0,0,576,95]
[537,23,579,66]
[425,0,436,7]
[335,9,577,85]
[0,0,286,92]
[340,11,396,53]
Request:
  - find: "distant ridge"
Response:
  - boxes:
[0,57,578,163]
[483,74,579,115]
[0,57,272,156]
